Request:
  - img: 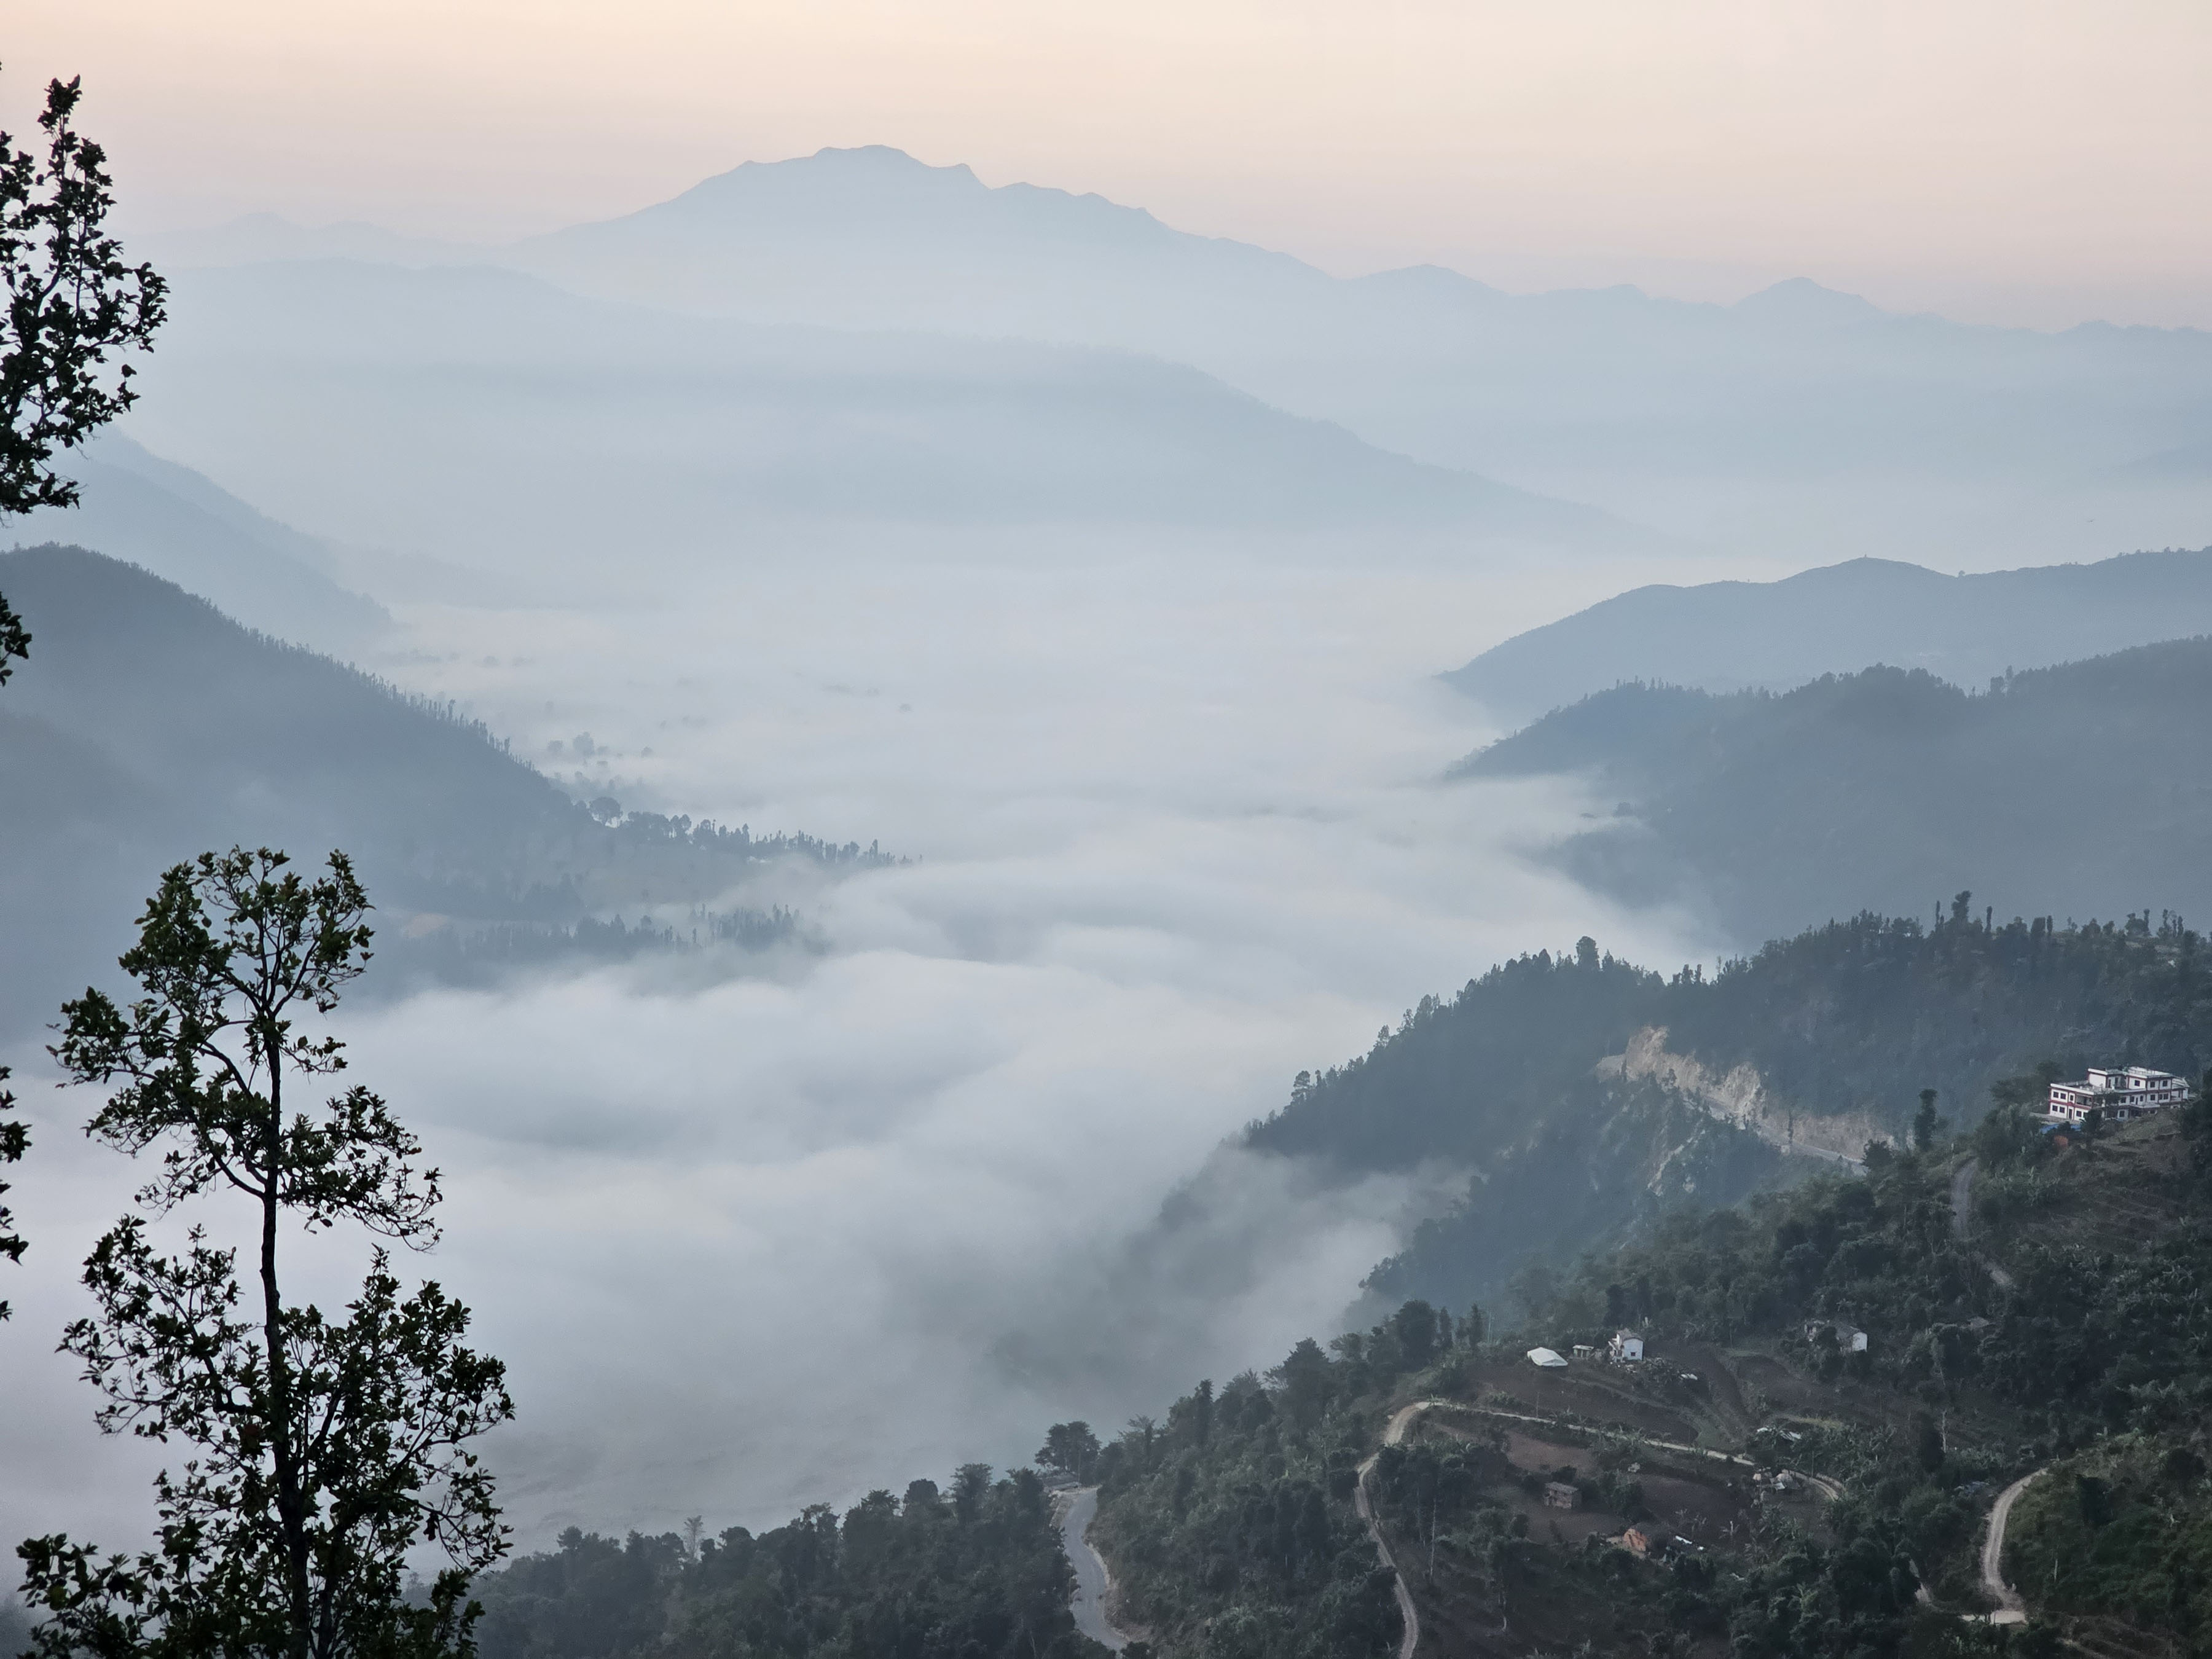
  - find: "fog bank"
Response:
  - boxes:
[0,547,1721,1552]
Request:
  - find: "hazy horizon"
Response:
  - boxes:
[14,1,2212,332]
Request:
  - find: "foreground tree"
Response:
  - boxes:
[18,849,512,1659]
[2,65,168,678]
[0,65,167,1314]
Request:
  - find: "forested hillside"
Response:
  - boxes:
[1096,1096,2212,1656]
[1456,640,2212,943]
[0,546,884,1030]
[1507,1101,2212,1655]
[466,1468,1102,1659]
[1241,905,2212,1314]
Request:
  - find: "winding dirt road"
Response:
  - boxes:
[1351,1397,1780,1659]
[1980,1469,2044,1626]
[1951,1158,2019,1290]
[1354,1402,1432,1659]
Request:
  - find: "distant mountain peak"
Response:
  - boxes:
[804,144,973,176]
[512,143,1248,266]
[1732,276,1885,324]
[691,144,982,195]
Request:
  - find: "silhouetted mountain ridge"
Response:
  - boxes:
[1456,640,2212,944]
[143,146,2212,565]
[1443,547,2212,723]
[0,546,878,1033]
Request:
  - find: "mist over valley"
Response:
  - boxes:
[10,53,2212,1655]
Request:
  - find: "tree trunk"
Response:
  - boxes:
[257,1049,314,1659]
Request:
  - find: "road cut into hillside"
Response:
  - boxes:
[1981,1468,2044,1626]
[1355,1402,1432,1659]
[1056,1486,1132,1651]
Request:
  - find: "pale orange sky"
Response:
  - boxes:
[14,0,2212,327]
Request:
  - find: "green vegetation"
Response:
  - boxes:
[470,1469,1103,1659]
[18,850,512,1659]
[1086,1311,1471,1657]
[1496,1094,2212,1653]
[1090,1053,2212,1655]
[2004,1437,2212,1652]
[1245,903,2212,1312]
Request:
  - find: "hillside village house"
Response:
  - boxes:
[1803,1319,1869,1354]
[1609,1332,1644,1363]
[2047,1066,2192,1125]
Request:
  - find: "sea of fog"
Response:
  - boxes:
[1,541,1758,1555]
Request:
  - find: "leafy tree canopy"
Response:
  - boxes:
[17,849,510,1659]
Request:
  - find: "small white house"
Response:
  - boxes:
[1610,1331,1645,1363]
[1803,1319,1869,1354]
[1526,1346,1569,1368]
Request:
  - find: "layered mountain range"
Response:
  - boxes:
[1443,547,2212,723]
[148,144,2212,569]
[0,545,873,1036]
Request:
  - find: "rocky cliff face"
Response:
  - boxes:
[1604,1027,1882,1169]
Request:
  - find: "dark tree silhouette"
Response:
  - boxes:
[1,65,167,678]
[0,65,165,1326]
[1035,1421,1102,1483]
[17,849,511,1659]
[0,1067,22,1319]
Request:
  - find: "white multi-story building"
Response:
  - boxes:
[2047,1066,2191,1124]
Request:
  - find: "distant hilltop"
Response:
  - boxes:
[1444,548,2212,724]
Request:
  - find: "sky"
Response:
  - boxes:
[10,0,2212,328]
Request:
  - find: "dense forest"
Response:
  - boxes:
[1082,1349,1410,1659]
[1078,1303,1504,1658]
[0,545,890,1030]
[1236,903,2212,1313]
[4,1457,1112,1658]
[1454,640,2212,943]
[7,1445,1119,1653]
[465,1467,1102,1659]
